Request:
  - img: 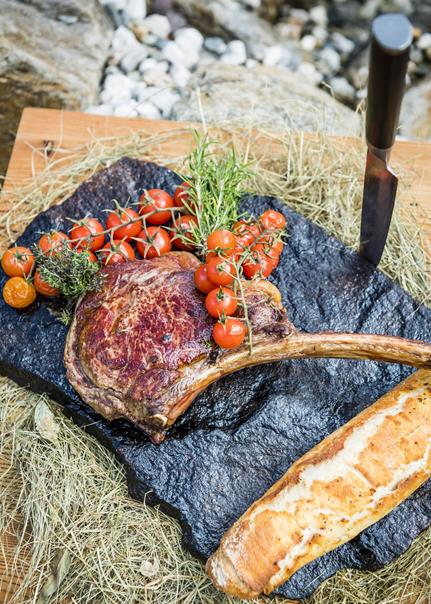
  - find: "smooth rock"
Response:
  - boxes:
[0,0,112,174]
[418,32,431,50]
[263,44,284,66]
[309,5,327,27]
[400,76,431,141]
[136,100,162,118]
[170,62,191,87]
[245,58,258,68]
[204,36,227,56]
[318,45,341,74]
[289,8,309,25]
[101,0,126,8]
[172,63,361,135]
[100,86,132,105]
[112,25,138,57]
[113,102,138,117]
[123,0,147,22]
[221,40,247,65]
[143,13,171,38]
[275,22,302,42]
[329,76,356,104]
[350,65,368,90]
[312,25,328,47]
[85,103,113,116]
[175,27,204,52]
[331,31,355,56]
[162,40,185,65]
[139,57,157,72]
[301,34,317,52]
[150,88,180,116]
[120,44,148,72]
[297,61,323,85]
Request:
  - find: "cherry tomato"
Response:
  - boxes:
[1,246,35,277]
[194,264,215,294]
[205,287,238,319]
[172,215,197,251]
[207,229,236,256]
[34,271,59,297]
[3,277,37,309]
[99,240,136,265]
[252,241,283,264]
[77,249,98,263]
[139,189,174,225]
[259,210,286,231]
[233,220,259,249]
[213,318,247,349]
[70,218,105,251]
[206,256,236,286]
[106,207,141,241]
[243,252,273,279]
[136,227,172,259]
[38,231,70,255]
[173,182,193,209]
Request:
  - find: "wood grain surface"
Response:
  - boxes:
[1,107,431,603]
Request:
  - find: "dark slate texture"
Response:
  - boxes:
[0,158,430,600]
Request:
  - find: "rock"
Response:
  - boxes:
[350,65,368,90]
[329,76,356,104]
[172,0,280,58]
[297,61,323,85]
[34,401,60,444]
[120,44,148,71]
[317,46,341,75]
[85,103,113,116]
[312,25,328,48]
[204,36,227,56]
[245,58,258,68]
[150,88,180,116]
[400,77,431,141]
[309,5,327,27]
[123,0,147,22]
[170,62,191,87]
[0,0,112,174]
[175,27,204,53]
[162,40,185,65]
[139,57,157,72]
[263,44,283,66]
[359,0,380,19]
[142,62,171,85]
[300,34,317,52]
[113,102,138,117]
[172,63,361,135]
[112,25,139,59]
[136,100,162,118]
[417,32,431,50]
[143,13,171,38]
[331,32,355,57]
[288,8,309,25]
[275,22,302,42]
[221,40,247,65]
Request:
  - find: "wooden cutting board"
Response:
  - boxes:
[1,107,431,603]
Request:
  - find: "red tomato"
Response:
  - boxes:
[34,271,60,297]
[99,240,136,265]
[70,218,105,251]
[194,264,215,294]
[243,252,273,279]
[1,246,35,277]
[136,227,171,259]
[252,241,282,264]
[106,207,141,241]
[173,182,193,209]
[205,287,238,319]
[259,210,286,231]
[213,318,247,349]
[206,256,236,286]
[207,229,236,256]
[38,231,70,255]
[172,215,197,251]
[139,189,174,225]
[3,277,36,309]
[77,249,98,263]
[233,220,259,248]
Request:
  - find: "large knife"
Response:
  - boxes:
[359,13,413,266]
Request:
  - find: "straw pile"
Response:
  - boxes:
[1,124,430,604]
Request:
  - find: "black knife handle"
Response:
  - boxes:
[366,13,413,150]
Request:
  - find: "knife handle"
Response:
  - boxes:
[366,13,413,150]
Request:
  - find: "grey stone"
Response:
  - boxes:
[204,36,227,56]
[400,76,431,141]
[329,76,356,104]
[331,32,355,57]
[318,45,341,74]
[309,5,327,26]
[172,63,361,135]
[221,40,247,65]
[0,0,113,174]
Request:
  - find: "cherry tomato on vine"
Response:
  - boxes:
[1,246,35,277]
[172,215,197,251]
[252,241,282,264]
[136,227,171,259]
[207,229,236,256]
[205,256,236,286]
[34,271,60,297]
[233,220,259,250]
[99,240,136,265]
[70,218,105,252]
[38,231,70,256]
[106,207,141,241]
[243,252,274,279]
[194,264,215,294]
[259,210,286,231]
[139,189,174,225]
[3,277,37,309]
[77,249,98,263]
[213,318,247,349]
[173,182,193,209]
[205,286,238,319]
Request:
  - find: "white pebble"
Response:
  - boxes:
[263,45,283,66]
[100,0,126,8]
[136,101,161,119]
[297,62,323,85]
[85,104,113,116]
[289,8,309,25]
[139,58,157,73]
[121,45,148,72]
[312,25,328,47]
[112,25,138,56]
[318,46,341,74]
[245,58,258,68]
[329,76,356,103]
[417,32,431,50]
[300,34,317,52]
[175,27,204,53]
[104,73,135,92]
[113,102,138,117]
[150,89,180,117]
[123,0,146,22]
[310,5,328,27]
[221,40,247,65]
[170,62,191,87]
[204,36,227,55]
[331,32,355,56]
[143,14,171,38]
[162,40,185,65]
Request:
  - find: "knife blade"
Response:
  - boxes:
[359,13,413,266]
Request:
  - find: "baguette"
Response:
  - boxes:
[206,369,431,599]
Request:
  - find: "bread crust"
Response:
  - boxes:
[206,369,431,598]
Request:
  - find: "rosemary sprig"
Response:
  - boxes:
[34,244,104,300]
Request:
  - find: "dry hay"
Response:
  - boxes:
[1,124,430,604]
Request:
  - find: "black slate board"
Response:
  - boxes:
[1,158,430,600]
